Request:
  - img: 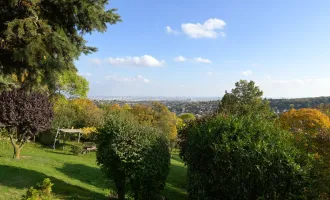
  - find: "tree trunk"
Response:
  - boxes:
[13,145,21,159]
[9,134,22,159]
[115,180,125,200]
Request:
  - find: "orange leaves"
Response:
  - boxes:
[280,108,330,135]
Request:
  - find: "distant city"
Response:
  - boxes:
[90,96,220,102]
[92,96,330,116]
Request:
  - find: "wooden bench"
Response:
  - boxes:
[82,146,97,154]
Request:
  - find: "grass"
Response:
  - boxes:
[0,140,187,200]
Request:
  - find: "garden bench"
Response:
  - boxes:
[82,145,97,154]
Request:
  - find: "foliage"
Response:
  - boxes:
[51,96,77,130]
[317,104,330,118]
[0,89,53,158]
[0,73,18,92]
[219,80,274,118]
[179,115,319,200]
[280,108,330,196]
[55,70,89,98]
[280,108,330,136]
[96,112,170,200]
[21,178,54,200]
[131,102,179,143]
[70,145,83,155]
[269,97,330,113]
[176,117,185,132]
[52,97,103,130]
[0,0,120,92]
[71,98,104,128]
[51,97,103,143]
[122,104,132,111]
[81,127,98,141]
[179,113,196,124]
[0,127,9,139]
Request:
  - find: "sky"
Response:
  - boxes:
[76,0,330,98]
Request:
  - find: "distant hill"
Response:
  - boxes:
[267,96,330,113]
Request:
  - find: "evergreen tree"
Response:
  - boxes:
[0,0,120,92]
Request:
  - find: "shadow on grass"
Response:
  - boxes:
[163,184,188,200]
[44,149,73,155]
[163,161,188,200]
[171,153,184,163]
[57,163,110,190]
[167,163,187,190]
[0,165,107,200]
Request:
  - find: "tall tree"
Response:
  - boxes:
[219,80,274,118]
[0,0,120,91]
[0,89,53,159]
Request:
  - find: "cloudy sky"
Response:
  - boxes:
[76,0,330,98]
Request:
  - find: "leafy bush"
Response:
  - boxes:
[0,89,54,159]
[96,113,170,200]
[179,115,319,200]
[38,131,55,146]
[21,178,54,200]
[70,145,83,155]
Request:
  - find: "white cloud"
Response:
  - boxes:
[104,55,165,67]
[242,70,253,76]
[166,26,179,35]
[78,72,92,77]
[105,74,150,84]
[174,56,187,62]
[194,57,212,64]
[88,58,103,65]
[181,18,226,39]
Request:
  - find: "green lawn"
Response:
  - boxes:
[0,140,187,200]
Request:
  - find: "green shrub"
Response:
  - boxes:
[38,131,55,146]
[21,178,54,200]
[179,115,319,200]
[70,145,83,155]
[96,113,170,200]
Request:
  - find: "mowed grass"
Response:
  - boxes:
[0,140,187,200]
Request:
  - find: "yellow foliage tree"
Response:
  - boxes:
[280,108,330,136]
[103,103,122,112]
[71,98,104,128]
[280,108,330,157]
[130,102,178,143]
[122,104,132,111]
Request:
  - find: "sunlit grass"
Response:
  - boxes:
[0,140,187,200]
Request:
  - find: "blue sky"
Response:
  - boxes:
[76,0,330,98]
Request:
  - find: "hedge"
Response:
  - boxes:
[96,112,170,200]
[179,115,319,200]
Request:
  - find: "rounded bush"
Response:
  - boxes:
[179,115,317,200]
[96,113,170,200]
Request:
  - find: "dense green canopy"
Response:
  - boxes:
[219,80,274,118]
[0,0,120,93]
